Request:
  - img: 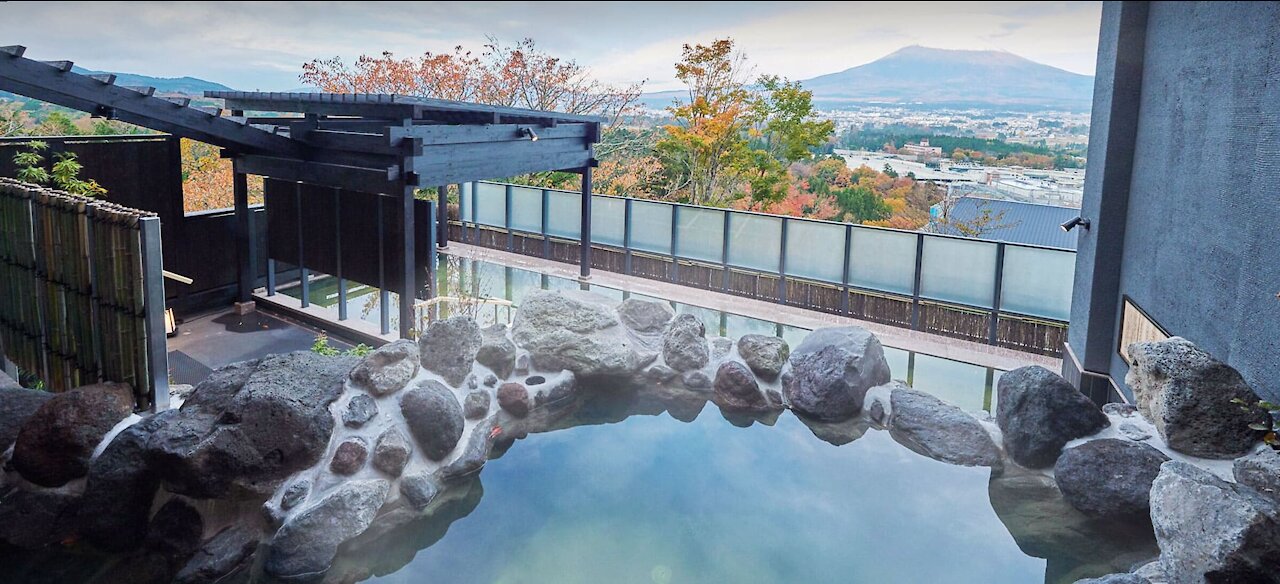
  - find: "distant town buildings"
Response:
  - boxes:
[898,139,943,159]
[834,149,1085,208]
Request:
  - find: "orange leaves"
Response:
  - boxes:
[180,138,263,213]
[300,38,642,127]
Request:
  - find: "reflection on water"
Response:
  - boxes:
[279,254,1001,412]
[342,388,1154,584]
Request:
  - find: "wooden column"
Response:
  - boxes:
[232,167,254,303]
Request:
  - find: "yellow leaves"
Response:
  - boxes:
[180,138,263,213]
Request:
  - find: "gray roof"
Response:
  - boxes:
[931,197,1080,250]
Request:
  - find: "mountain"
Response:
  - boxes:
[640,46,1094,111]
[69,66,235,94]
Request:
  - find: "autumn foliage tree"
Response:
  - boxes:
[301,38,643,127]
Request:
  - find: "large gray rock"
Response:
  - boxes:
[662,313,709,372]
[1055,438,1169,519]
[372,427,412,478]
[79,411,177,552]
[713,360,769,411]
[996,366,1109,468]
[174,525,259,584]
[1235,449,1280,504]
[511,290,648,378]
[737,334,789,381]
[12,381,135,487]
[0,488,82,549]
[0,386,52,451]
[617,298,674,334]
[783,326,891,422]
[419,316,482,387]
[266,479,391,579]
[463,389,490,419]
[437,416,497,483]
[399,380,465,461]
[1126,337,1269,459]
[888,383,1001,468]
[1149,461,1280,583]
[349,339,419,396]
[400,471,440,511]
[146,352,356,499]
[342,394,378,428]
[476,323,518,379]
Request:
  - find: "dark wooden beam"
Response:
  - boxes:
[392,123,590,144]
[0,53,305,157]
[234,155,403,195]
[413,148,593,186]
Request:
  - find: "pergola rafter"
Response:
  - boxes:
[1,45,604,338]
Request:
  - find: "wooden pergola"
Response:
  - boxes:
[0,46,604,337]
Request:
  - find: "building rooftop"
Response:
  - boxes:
[931,196,1080,250]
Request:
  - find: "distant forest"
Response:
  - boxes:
[838,127,1087,169]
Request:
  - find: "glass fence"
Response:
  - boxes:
[461,181,1075,322]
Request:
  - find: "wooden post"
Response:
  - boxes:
[232,168,254,303]
[579,167,592,280]
[139,217,170,411]
[436,185,449,249]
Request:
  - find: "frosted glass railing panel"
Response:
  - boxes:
[1000,246,1074,320]
[474,182,506,227]
[848,228,917,295]
[630,201,672,255]
[727,213,780,271]
[675,207,724,263]
[919,236,998,308]
[786,221,845,283]
[461,184,473,222]
[509,186,543,233]
[591,196,626,247]
[545,190,581,239]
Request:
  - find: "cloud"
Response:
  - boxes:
[0,1,1101,91]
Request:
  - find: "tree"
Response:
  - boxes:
[0,103,26,137]
[301,38,643,128]
[655,39,754,205]
[930,197,1020,237]
[831,185,891,223]
[32,111,81,136]
[751,76,834,163]
[882,163,898,178]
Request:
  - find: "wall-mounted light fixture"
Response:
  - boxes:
[519,127,539,142]
[1061,216,1091,232]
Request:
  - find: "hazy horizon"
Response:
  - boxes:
[0,1,1102,92]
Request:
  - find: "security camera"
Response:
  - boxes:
[1061,217,1090,232]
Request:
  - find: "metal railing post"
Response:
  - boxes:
[911,233,925,330]
[139,216,169,411]
[670,205,681,282]
[505,184,514,252]
[777,217,789,302]
[841,224,853,316]
[720,211,731,292]
[541,187,551,259]
[989,242,1006,345]
[623,198,633,275]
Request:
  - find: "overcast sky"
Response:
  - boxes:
[0,1,1102,92]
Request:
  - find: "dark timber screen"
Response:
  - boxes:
[456,180,1073,357]
[0,178,168,408]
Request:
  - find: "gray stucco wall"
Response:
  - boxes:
[1074,1,1280,401]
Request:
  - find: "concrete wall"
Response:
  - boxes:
[1070,1,1280,401]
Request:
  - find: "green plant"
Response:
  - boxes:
[1232,397,1280,448]
[11,141,106,197]
[311,334,374,358]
